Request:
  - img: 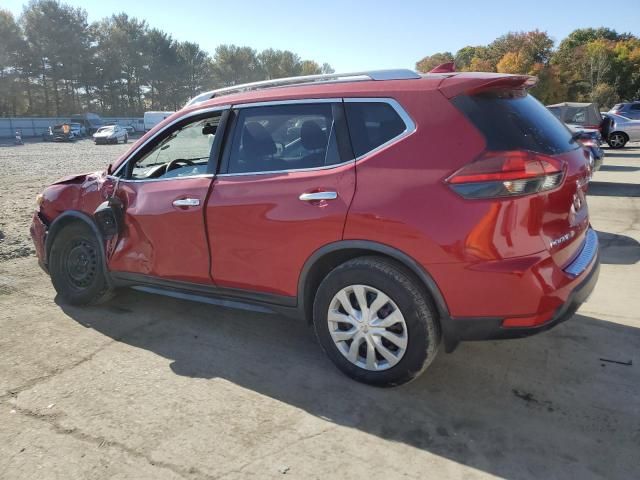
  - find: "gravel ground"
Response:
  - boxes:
[0,138,130,261]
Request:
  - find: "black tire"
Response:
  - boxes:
[123,134,128,144]
[607,132,628,149]
[49,223,114,305]
[313,256,440,387]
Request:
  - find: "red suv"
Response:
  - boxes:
[31,69,599,386]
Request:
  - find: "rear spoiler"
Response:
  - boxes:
[439,73,538,98]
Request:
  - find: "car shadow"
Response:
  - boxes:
[600,150,638,157]
[598,165,640,172]
[588,181,640,197]
[57,291,640,479]
[596,230,640,265]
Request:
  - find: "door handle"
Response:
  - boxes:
[299,191,338,202]
[172,198,200,207]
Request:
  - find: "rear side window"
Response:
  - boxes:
[631,104,640,111]
[344,101,408,158]
[453,91,577,155]
[226,103,341,174]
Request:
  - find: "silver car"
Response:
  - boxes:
[609,102,640,120]
[605,113,640,149]
[92,125,129,145]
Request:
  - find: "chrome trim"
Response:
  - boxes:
[299,191,338,201]
[184,69,421,106]
[217,97,415,178]
[233,98,341,109]
[216,161,353,178]
[112,105,229,178]
[564,229,598,277]
[343,98,417,161]
[108,173,214,184]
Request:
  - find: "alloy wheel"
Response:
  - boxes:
[610,133,626,148]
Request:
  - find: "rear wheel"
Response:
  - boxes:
[608,132,628,149]
[49,223,113,305]
[313,256,440,387]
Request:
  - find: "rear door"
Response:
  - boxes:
[205,100,355,298]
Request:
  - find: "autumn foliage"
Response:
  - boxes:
[416,28,640,108]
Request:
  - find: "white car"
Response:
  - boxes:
[93,125,128,145]
[604,113,640,149]
[144,111,174,132]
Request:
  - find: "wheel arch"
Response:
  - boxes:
[297,240,451,325]
[45,210,112,287]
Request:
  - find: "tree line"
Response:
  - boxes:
[416,28,640,108]
[0,1,334,117]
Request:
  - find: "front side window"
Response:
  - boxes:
[226,103,340,174]
[128,114,220,180]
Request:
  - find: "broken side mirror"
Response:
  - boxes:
[94,197,124,238]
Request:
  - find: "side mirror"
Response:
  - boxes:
[94,197,124,238]
[202,123,217,135]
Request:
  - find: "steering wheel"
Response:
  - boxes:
[165,158,196,173]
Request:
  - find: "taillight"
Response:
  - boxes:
[446,150,565,199]
[578,138,597,148]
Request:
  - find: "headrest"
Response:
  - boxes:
[300,121,326,150]
[242,121,276,157]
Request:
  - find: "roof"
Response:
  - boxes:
[186,71,535,112]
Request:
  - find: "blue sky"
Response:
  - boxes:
[4,0,639,72]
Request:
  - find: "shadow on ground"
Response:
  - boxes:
[58,290,640,479]
[598,165,640,173]
[588,181,640,197]
[596,230,640,265]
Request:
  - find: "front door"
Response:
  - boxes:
[108,108,226,283]
[206,101,356,298]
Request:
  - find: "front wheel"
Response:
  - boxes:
[608,132,628,149]
[313,256,440,387]
[49,223,114,305]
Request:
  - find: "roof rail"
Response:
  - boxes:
[184,69,421,107]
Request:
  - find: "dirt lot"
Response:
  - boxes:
[0,139,639,479]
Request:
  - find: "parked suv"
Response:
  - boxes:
[30,70,600,386]
[609,102,640,120]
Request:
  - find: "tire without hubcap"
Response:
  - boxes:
[313,256,440,387]
[49,223,113,305]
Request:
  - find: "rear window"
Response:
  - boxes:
[453,91,577,155]
[344,101,407,158]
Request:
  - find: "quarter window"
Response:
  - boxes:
[344,101,407,158]
[226,103,340,174]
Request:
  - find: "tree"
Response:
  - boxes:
[415,52,454,73]
[0,10,25,115]
[175,41,212,105]
[21,0,90,115]
[590,83,618,109]
[212,44,263,86]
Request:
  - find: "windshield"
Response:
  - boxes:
[97,126,114,133]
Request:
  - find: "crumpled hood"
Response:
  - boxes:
[51,171,99,185]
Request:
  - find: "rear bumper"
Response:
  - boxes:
[442,228,600,343]
[445,254,599,341]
